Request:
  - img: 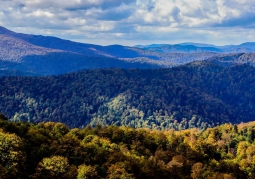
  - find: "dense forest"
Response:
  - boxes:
[1,114,255,179]
[1,61,255,130]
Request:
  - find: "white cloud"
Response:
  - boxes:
[0,0,255,45]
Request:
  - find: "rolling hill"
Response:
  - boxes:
[1,61,255,130]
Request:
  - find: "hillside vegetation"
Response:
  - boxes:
[1,114,255,178]
[1,62,255,130]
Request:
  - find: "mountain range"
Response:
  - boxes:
[137,42,255,53]
[0,26,255,131]
[1,26,255,75]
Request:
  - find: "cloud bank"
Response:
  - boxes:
[0,0,255,45]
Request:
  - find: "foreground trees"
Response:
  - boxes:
[1,115,255,178]
[0,129,25,178]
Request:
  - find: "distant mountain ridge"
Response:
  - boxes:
[137,42,255,53]
[0,26,168,75]
[0,26,161,59]
[138,44,222,53]
[0,34,62,62]
[1,26,255,76]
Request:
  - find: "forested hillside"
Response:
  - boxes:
[207,53,255,67]
[1,115,255,179]
[1,61,255,130]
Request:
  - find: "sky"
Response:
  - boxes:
[0,0,255,46]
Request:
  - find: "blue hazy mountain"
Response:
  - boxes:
[178,42,217,47]
[0,26,168,75]
[138,44,222,53]
[0,26,161,59]
[1,26,255,76]
[0,26,223,76]
[137,42,255,53]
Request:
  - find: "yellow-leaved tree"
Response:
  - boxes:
[0,129,25,179]
[32,155,77,179]
[77,164,99,179]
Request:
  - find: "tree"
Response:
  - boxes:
[106,163,134,179]
[0,130,25,178]
[191,162,204,179]
[32,156,77,179]
[77,165,99,179]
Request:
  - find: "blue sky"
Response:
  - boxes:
[1,0,255,46]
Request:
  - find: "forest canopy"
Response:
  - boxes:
[0,61,255,130]
[0,114,255,178]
